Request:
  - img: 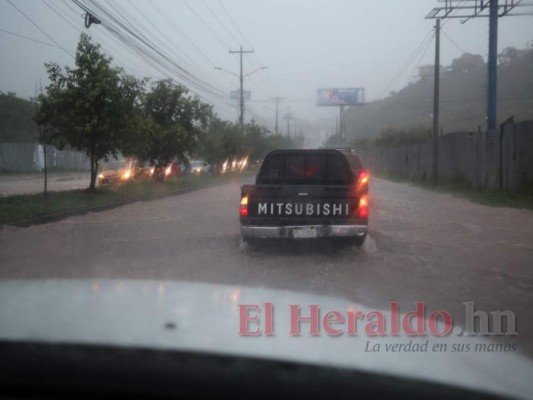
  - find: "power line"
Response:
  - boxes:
[41,0,81,33]
[125,0,217,84]
[200,0,240,46]
[6,0,73,58]
[0,28,65,50]
[72,0,237,111]
[182,0,231,49]
[406,33,435,86]
[198,0,276,98]
[147,0,216,68]
[378,0,469,99]
[217,0,254,50]
[443,30,470,54]
[216,0,278,94]
[378,29,434,98]
[53,0,164,79]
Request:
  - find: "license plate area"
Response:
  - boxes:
[292,227,318,239]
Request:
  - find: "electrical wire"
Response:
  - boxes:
[443,30,470,54]
[72,0,237,111]
[378,29,435,98]
[0,28,65,50]
[6,0,73,58]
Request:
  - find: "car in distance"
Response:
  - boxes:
[190,160,211,175]
[98,159,134,185]
[239,148,369,246]
[150,161,181,181]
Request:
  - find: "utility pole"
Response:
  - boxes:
[487,0,498,130]
[432,18,440,186]
[339,106,345,142]
[426,0,529,131]
[229,46,254,131]
[284,112,293,136]
[271,97,285,135]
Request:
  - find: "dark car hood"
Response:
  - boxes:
[0,280,530,399]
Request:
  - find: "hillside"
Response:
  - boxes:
[344,49,533,139]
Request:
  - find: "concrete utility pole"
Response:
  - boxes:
[432,18,440,186]
[229,46,254,131]
[271,97,285,135]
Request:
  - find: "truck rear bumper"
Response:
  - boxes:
[241,224,367,239]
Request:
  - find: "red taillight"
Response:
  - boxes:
[357,170,369,187]
[240,196,249,217]
[358,194,369,219]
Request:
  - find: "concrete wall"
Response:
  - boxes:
[360,120,533,191]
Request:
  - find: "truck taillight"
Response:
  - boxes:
[240,196,249,217]
[358,194,369,219]
[357,170,369,189]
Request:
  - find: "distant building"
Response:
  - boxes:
[418,65,444,80]
[451,53,484,73]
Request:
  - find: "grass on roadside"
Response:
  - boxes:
[373,171,533,210]
[0,172,249,226]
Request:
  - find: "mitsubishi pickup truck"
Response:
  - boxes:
[239,148,369,246]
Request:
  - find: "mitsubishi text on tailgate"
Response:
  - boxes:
[240,149,369,246]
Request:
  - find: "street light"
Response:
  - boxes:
[215,65,268,130]
[214,67,238,78]
[244,66,268,78]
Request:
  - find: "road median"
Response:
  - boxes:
[0,173,247,228]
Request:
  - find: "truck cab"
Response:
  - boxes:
[240,148,369,246]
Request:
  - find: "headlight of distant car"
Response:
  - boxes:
[123,170,132,180]
[165,165,172,176]
[149,167,155,176]
[98,173,104,179]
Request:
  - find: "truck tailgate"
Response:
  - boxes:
[242,184,361,226]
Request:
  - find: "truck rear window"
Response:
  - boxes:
[258,152,354,185]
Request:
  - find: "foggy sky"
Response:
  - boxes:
[1,0,532,143]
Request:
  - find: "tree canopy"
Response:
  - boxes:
[39,33,144,190]
[123,79,212,165]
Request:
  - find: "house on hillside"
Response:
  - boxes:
[418,65,444,81]
[451,53,484,73]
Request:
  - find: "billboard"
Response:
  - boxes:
[230,90,251,100]
[317,88,365,106]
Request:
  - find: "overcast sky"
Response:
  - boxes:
[1,0,532,139]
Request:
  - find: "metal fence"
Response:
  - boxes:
[0,143,91,171]
[359,120,533,191]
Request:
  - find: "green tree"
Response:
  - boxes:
[0,92,38,142]
[40,33,144,190]
[243,119,271,161]
[32,84,57,196]
[128,79,212,165]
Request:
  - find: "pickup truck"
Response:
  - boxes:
[240,148,369,246]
